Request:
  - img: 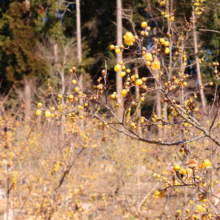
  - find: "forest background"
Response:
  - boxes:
[0,0,220,219]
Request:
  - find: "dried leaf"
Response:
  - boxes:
[172,175,176,185]
[185,167,193,181]
[188,158,199,169]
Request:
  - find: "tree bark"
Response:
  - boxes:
[154,50,161,137]
[156,82,162,137]
[76,0,82,64]
[135,68,142,137]
[24,78,31,123]
[192,9,207,114]
[164,0,173,135]
[76,0,84,130]
[23,0,31,124]
[25,0,30,9]
[116,0,123,120]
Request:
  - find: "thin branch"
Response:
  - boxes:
[199,29,220,34]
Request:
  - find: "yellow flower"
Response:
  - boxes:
[69,95,73,100]
[164,47,169,54]
[135,79,143,86]
[203,159,212,168]
[183,122,188,127]
[173,164,180,171]
[179,168,187,175]
[199,163,203,169]
[75,87,80,93]
[37,102,43,108]
[123,32,134,46]
[115,48,121,54]
[119,71,126,77]
[78,105,84,111]
[110,94,116,99]
[12,171,18,185]
[195,204,203,211]
[160,38,165,44]
[124,39,133,46]
[114,64,121,72]
[58,94,63,99]
[121,89,127,97]
[154,190,160,196]
[144,53,153,61]
[152,60,160,70]
[45,110,51,118]
[124,32,133,39]
[159,193,164,198]
[36,109,42,116]
[141,22,148,28]
[53,161,60,172]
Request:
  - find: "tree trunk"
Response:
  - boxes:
[192,9,207,114]
[135,68,142,137]
[154,46,161,137]
[76,0,84,130]
[156,85,162,137]
[76,0,82,64]
[24,78,31,123]
[116,0,123,120]
[164,0,173,135]
[25,0,30,9]
[61,45,66,97]
[23,0,31,124]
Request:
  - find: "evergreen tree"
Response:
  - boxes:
[0,1,46,92]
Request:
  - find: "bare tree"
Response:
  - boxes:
[24,0,31,123]
[116,0,123,120]
[24,78,31,123]
[192,7,207,114]
[76,0,84,130]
